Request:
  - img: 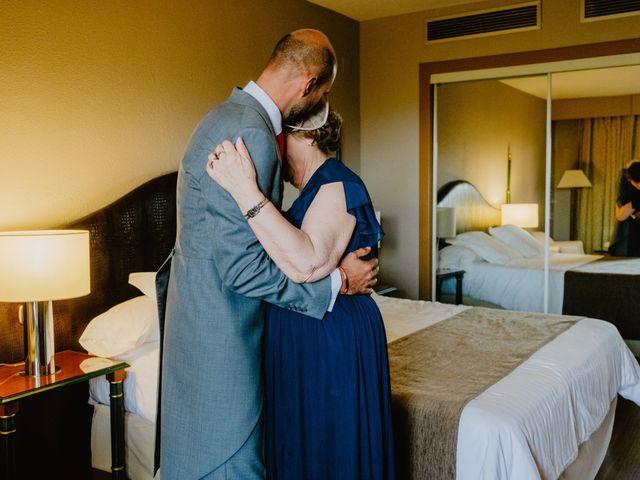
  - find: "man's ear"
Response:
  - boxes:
[303,76,317,96]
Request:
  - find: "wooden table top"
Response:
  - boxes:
[0,350,128,404]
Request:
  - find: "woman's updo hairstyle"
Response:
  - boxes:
[303,109,342,156]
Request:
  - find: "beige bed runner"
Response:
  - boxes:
[388,307,576,480]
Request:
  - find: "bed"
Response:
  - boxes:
[2,173,638,480]
[437,180,640,342]
[84,287,640,480]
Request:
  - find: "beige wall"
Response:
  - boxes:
[553,94,640,119]
[361,0,640,298]
[437,80,546,223]
[552,120,581,241]
[1,0,359,230]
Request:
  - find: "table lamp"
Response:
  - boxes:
[501,203,538,228]
[437,207,457,248]
[0,230,90,377]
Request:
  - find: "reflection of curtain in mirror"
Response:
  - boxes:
[577,116,640,252]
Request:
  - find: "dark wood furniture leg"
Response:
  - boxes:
[455,274,463,305]
[0,402,19,480]
[106,370,127,480]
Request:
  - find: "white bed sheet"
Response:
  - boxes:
[92,403,156,480]
[89,341,159,422]
[373,295,640,480]
[441,254,601,313]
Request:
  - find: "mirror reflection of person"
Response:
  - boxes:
[609,160,640,256]
[206,109,395,480]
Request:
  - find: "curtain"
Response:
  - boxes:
[576,115,640,253]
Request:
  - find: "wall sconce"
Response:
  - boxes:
[557,169,592,240]
[0,230,90,377]
[501,203,538,228]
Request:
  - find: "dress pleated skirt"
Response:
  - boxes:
[264,294,395,480]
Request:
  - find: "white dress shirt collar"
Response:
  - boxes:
[243,81,282,135]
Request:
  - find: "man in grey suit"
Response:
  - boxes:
[156,29,378,479]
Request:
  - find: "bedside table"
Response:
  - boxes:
[436,269,465,305]
[375,284,398,296]
[0,350,129,480]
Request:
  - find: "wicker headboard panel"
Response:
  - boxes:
[0,172,178,363]
[437,180,501,234]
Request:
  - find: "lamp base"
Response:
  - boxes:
[21,300,58,377]
[20,365,61,377]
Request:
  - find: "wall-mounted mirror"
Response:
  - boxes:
[434,75,548,313]
[433,62,640,318]
[550,65,640,252]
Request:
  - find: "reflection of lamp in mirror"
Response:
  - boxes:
[501,203,538,228]
[437,207,456,248]
[557,169,592,240]
[0,230,90,377]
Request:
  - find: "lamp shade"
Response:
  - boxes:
[557,169,592,189]
[437,207,457,238]
[0,230,90,302]
[501,203,538,228]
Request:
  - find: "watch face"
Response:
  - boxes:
[245,198,268,219]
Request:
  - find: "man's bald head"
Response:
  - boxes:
[267,29,337,88]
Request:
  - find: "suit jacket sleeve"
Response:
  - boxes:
[204,127,332,320]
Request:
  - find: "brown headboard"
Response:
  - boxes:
[0,172,178,363]
[437,180,501,235]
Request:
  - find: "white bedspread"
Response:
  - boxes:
[441,254,601,313]
[373,294,640,480]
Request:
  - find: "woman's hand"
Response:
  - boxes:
[207,138,262,204]
[617,201,635,221]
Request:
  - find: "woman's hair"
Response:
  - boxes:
[294,109,342,156]
[625,160,640,183]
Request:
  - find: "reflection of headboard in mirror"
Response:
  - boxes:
[437,180,501,234]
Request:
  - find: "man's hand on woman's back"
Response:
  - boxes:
[339,246,379,295]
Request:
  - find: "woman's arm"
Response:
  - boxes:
[616,201,635,221]
[208,138,356,283]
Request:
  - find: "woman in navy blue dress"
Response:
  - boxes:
[207,109,394,479]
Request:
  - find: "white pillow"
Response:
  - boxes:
[529,230,554,245]
[80,296,160,357]
[448,231,523,264]
[489,224,544,258]
[438,245,482,270]
[129,271,157,298]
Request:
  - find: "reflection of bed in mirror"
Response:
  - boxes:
[437,180,640,342]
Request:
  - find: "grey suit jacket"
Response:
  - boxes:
[156,88,332,479]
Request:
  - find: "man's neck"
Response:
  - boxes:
[256,70,299,120]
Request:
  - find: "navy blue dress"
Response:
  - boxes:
[264,158,395,480]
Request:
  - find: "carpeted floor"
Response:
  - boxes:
[595,395,640,480]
